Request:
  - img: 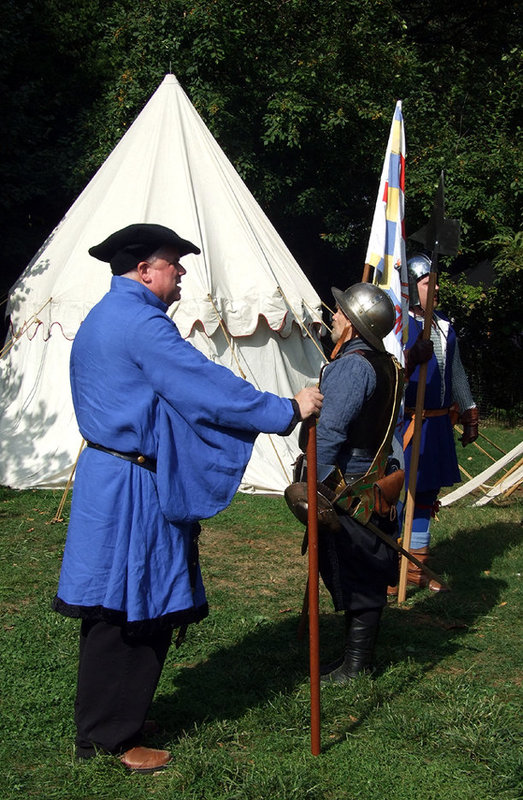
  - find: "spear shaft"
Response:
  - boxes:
[398,262,438,602]
[398,171,459,601]
[306,417,321,756]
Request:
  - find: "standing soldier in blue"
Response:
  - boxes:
[390,253,479,593]
[288,283,404,683]
[52,223,323,772]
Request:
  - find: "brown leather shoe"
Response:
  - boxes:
[119,746,171,773]
[387,548,449,595]
[387,576,444,594]
[407,547,448,592]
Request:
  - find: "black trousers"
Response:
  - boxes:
[75,619,173,757]
[318,511,399,612]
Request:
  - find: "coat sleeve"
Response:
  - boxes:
[316,355,375,467]
[450,339,476,412]
[131,306,296,522]
[133,305,295,434]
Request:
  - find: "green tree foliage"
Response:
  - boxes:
[399,1,522,254]
[0,0,111,270]
[440,226,523,418]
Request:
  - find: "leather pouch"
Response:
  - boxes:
[373,469,405,519]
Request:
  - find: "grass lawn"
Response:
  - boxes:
[0,425,521,800]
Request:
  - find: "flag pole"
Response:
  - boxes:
[398,171,460,602]
[397,272,437,601]
[362,263,373,283]
[306,416,321,756]
[363,100,408,366]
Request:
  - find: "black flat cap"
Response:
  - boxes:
[89,223,201,275]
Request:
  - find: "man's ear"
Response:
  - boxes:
[136,260,152,283]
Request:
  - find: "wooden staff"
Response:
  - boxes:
[306,416,321,756]
[298,325,347,645]
[361,262,373,283]
[397,271,438,602]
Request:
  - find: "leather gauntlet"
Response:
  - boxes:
[405,335,433,379]
[459,406,479,446]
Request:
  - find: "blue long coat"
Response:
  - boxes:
[54,277,296,631]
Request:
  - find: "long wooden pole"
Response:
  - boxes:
[362,262,373,283]
[306,417,321,756]
[397,272,438,602]
[303,261,369,745]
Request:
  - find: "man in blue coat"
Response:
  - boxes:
[393,253,478,593]
[53,223,322,772]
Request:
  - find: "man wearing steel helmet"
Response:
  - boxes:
[296,283,403,684]
[389,253,478,594]
[52,223,323,772]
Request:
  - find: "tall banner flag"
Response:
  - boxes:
[365,101,408,365]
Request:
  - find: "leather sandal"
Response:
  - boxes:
[119,746,171,773]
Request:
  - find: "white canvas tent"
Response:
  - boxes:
[0,74,325,492]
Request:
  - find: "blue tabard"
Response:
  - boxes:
[403,311,461,491]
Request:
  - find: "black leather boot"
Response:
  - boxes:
[321,608,382,684]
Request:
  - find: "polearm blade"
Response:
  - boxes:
[409,172,460,259]
[398,172,460,602]
[306,417,321,756]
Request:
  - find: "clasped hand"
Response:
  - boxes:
[294,386,323,419]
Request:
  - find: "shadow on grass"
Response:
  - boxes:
[151,519,517,741]
[380,518,518,663]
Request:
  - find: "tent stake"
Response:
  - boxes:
[52,439,85,523]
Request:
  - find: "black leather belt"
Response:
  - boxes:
[86,441,157,472]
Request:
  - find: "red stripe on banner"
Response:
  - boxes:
[382,181,389,203]
[394,304,402,334]
[400,154,405,192]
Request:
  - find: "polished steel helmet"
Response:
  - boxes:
[407,254,432,308]
[331,282,395,351]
